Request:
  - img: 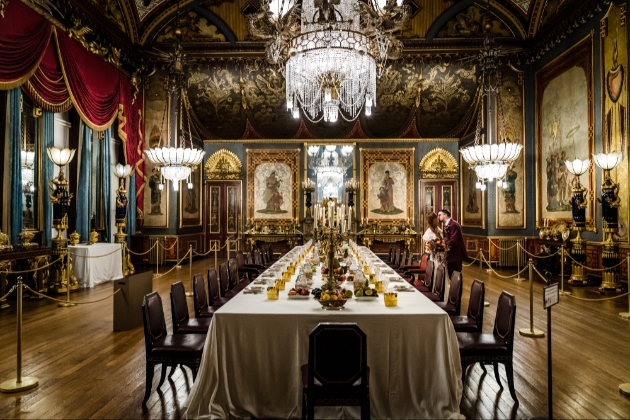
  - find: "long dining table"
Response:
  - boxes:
[183,244,463,419]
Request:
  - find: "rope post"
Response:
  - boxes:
[559,245,571,296]
[186,244,193,297]
[514,238,525,282]
[0,277,38,393]
[214,243,218,274]
[154,238,161,278]
[58,254,76,308]
[227,239,230,261]
[619,253,630,319]
[519,258,545,338]
[479,249,483,271]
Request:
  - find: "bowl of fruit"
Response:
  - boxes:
[288,287,311,299]
[355,283,379,301]
[317,288,352,310]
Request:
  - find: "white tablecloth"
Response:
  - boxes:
[68,243,123,288]
[183,249,463,419]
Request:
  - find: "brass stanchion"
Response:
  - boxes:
[214,243,218,274]
[0,277,39,392]
[227,239,231,261]
[186,244,193,297]
[619,253,630,320]
[478,249,483,271]
[153,238,161,278]
[58,254,76,308]
[559,245,571,296]
[514,238,525,282]
[519,258,545,338]
[486,239,493,273]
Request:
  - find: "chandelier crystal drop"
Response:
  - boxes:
[250,0,410,123]
[144,38,205,191]
[459,34,523,185]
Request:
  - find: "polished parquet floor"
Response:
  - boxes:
[1,257,630,419]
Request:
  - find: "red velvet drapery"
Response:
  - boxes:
[0,0,145,212]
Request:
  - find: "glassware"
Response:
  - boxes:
[275,279,286,290]
[384,292,398,307]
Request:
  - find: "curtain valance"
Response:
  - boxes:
[0,0,145,213]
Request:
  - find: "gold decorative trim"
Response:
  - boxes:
[204,138,460,143]
[418,148,458,179]
[204,149,243,180]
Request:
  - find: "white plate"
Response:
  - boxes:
[288,294,310,299]
[355,296,378,301]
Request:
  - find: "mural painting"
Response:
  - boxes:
[180,166,202,227]
[460,143,484,228]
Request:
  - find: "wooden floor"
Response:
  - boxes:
[1,257,630,419]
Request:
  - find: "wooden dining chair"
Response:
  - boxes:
[192,274,218,317]
[401,253,428,284]
[219,262,238,299]
[171,281,212,334]
[236,251,262,281]
[386,247,402,268]
[207,268,230,308]
[141,292,205,405]
[457,291,518,403]
[436,271,463,316]
[421,263,446,302]
[301,323,370,420]
[228,258,248,291]
[414,260,434,292]
[450,279,485,333]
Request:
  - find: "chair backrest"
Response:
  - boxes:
[433,264,446,301]
[467,279,485,331]
[254,249,264,266]
[170,282,190,333]
[448,271,463,315]
[393,247,401,265]
[207,268,220,304]
[493,291,516,351]
[423,260,434,288]
[219,262,230,295]
[308,323,368,390]
[142,292,167,352]
[402,251,413,268]
[236,251,247,268]
[193,274,210,316]
[228,258,239,287]
[246,252,255,265]
[266,244,274,262]
[397,250,408,270]
[387,246,395,262]
[419,253,429,271]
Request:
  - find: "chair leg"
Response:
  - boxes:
[157,363,168,388]
[301,390,307,420]
[480,362,487,374]
[361,394,370,420]
[492,362,503,389]
[192,365,199,381]
[142,363,155,405]
[504,362,519,403]
[307,392,315,420]
[461,362,469,383]
[168,363,176,378]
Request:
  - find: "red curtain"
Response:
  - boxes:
[24,42,72,112]
[0,1,145,209]
[0,1,51,89]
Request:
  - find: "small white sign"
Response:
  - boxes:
[544,283,559,309]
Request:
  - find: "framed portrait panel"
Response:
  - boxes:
[460,142,484,228]
[360,148,414,224]
[536,35,595,230]
[601,2,629,242]
[247,149,300,224]
[143,159,169,228]
[496,66,526,229]
[180,165,202,227]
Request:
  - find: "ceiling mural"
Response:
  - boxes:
[86,0,128,34]
[154,11,227,43]
[134,0,169,22]
[508,0,531,14]
[538,0,573,29]
[436,5,514,38]
[182,59,479,139]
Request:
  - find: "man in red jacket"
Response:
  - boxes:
[438,209,467,278]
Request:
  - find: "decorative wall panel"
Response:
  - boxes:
[460,140,484,228]
[180,165,202,227]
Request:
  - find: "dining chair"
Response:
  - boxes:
[421,263,445,302]
[228,258,248,291]
[301,323,370,420]
[450,279,485,333]
[414,260,434,292]
[141,292,205,405]
[207,268,230,308]
[236,251,262,281]
[192,274,218,317]
[171,281,213,334]
[436,271,462,316]
[386,247,402,268]
[457,291,518,403]
[401,253,428,284]
[219,262,238,299]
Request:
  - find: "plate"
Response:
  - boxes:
[355,296,378,301]
[288,295,310,300]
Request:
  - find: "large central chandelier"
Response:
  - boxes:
[144,36,205,191]
[248,0,410,122]
[460,34,522,188]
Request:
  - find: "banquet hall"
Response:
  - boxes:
[1,0,630,418]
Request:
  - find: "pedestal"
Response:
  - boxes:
[569,228,589,285]
[600,231,621,291]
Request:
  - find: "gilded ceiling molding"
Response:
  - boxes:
[203,138,460,143]
[139,0,195,45]
[204,149,243,179]
[488,0,526,39]
[419,147,459,179]
[528,0,546,38]
[119,0,140,44]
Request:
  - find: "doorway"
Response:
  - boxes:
[205,180,241,258]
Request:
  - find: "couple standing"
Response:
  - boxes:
[422,209,467,278]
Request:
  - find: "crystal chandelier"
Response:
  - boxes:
[144,37,205,192]
[248,0,410,123]
[460,34,523,186]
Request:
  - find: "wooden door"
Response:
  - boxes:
[419,179,458,234]
[205,181,242,258]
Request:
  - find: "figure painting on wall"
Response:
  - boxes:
[253,162,292,218]
[149,167,162,215]
[262,171,284,213]
[503,165,518,213]
[466,171,479,213]
[371,169,403,215]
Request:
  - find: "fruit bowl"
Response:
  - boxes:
[319,298,347,310]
